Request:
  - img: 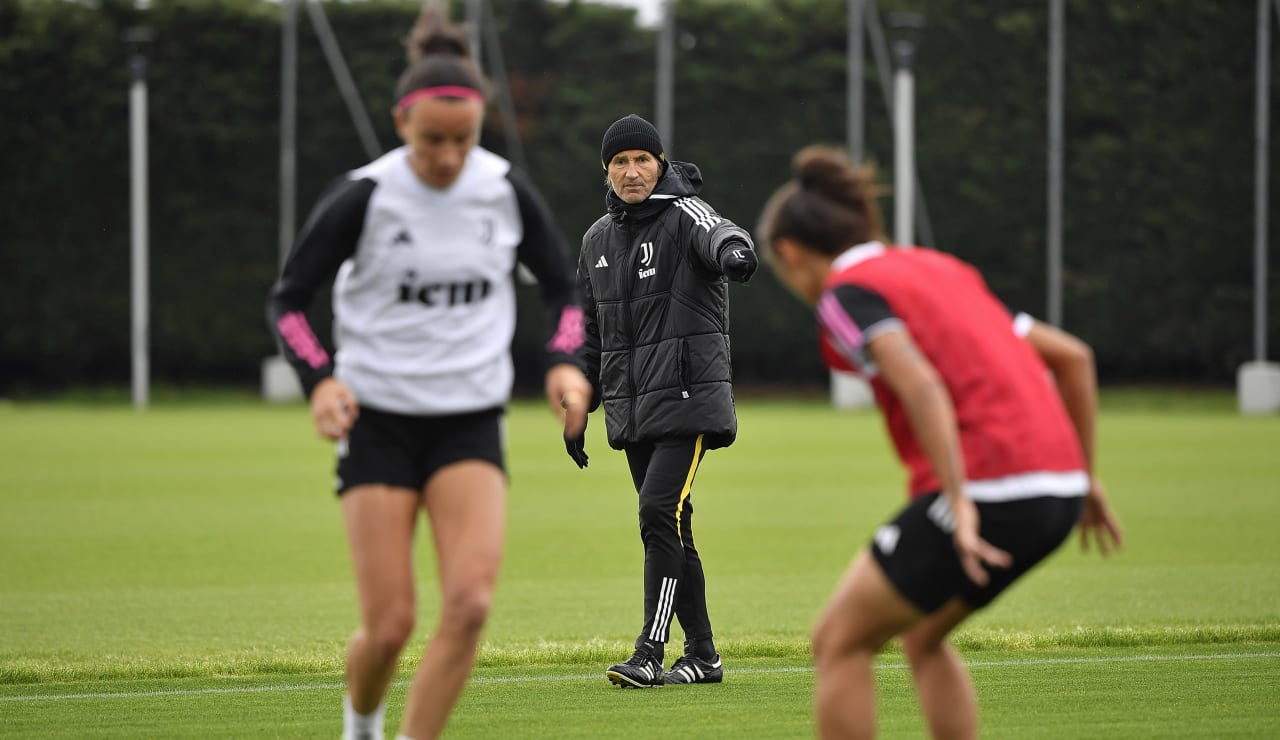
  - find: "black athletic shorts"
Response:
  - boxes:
[869,492,1083,613]
[334,405,506,496]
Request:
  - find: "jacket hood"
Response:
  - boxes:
[606,160,703,223]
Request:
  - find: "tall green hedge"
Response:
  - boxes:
[1,0,1275,394]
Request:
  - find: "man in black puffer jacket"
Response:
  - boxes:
[565,114,758,689]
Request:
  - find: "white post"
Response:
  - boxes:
[1255,0,1273,365]
[656,0,675,150]
[890,27,917,246]
[832,0,874,411]
[1240,0,1280,414]
[467,0,483,66]
[279,0,297,273]
[1047,0,1064,328]
[848,0,864,163]
[264,0,304,402]
[127,29,151,410]
[868,5,934,246]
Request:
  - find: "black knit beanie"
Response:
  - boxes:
[600,114,665,169]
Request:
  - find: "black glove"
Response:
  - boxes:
[719,242,758,284]
[564,415,589,469]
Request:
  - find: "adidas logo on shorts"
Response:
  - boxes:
[874,524,901,556]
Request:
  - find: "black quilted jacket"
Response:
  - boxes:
[575,160,755,450]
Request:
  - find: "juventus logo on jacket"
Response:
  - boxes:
[638,242,656,279]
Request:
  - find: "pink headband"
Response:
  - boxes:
[397,86,484,111]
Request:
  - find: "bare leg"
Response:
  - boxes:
[811,549,922,740]
[341,485,421,714]
[399,461,505,740]
[900,598,978,740]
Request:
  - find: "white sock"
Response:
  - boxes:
[343,693,386,740]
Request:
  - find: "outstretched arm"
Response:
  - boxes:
[676,197,758,283]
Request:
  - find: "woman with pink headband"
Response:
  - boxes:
[266,6,590,739]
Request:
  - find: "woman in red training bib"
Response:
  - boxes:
[756,146,1123,739]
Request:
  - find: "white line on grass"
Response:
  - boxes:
[0,681,347,703]
[3,652,1276,703]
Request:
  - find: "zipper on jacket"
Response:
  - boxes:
[678,337,692,398]
[624,220,639,439]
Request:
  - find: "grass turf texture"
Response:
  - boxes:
[1,391,1277,736]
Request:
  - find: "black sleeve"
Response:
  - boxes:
[576,241,604,411]
[828,283,898,333]
[265,176,375,397]
[818,283,902,368]
[508,168,584,368]
[672,196,755,276]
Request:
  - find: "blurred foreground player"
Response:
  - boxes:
[266,6,591,738]
[756,146,1123,739]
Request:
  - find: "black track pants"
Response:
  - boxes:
[625,435,713,654]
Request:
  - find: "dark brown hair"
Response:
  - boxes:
[395,3,490,101]
[756,146,887,257]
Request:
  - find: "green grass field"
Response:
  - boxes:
[1,391,1277,737]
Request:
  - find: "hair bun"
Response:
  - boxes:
[792,146,848,196]
[758,145,886,255]
[405,3,470,63]
[792,145,884,210]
